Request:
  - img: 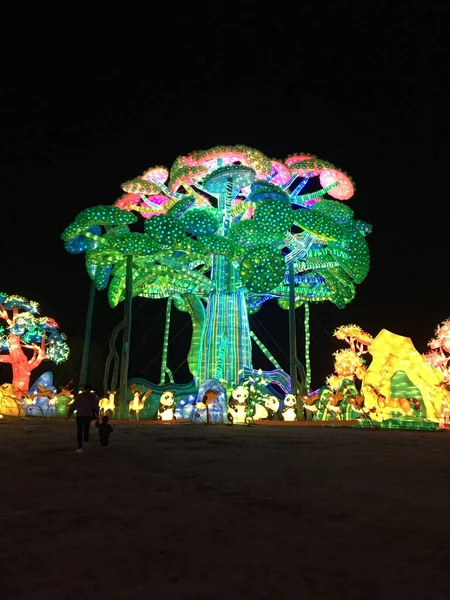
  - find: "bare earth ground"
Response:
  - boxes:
[1,419,450,600]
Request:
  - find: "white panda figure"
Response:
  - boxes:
[265,396,280,420]
[158,391,175,420]
[282,394,297,421]
[252,402,269,421]
[227,386,249,424]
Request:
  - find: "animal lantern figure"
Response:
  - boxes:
[251,395,280,421]
[252,400,269,421]
[302,391,319,415]
[59,382,74,401]
[98,390,117,417]
[129,384,152,420]
[301,389,344,418]
[22,384,57,417]
[38,384,57,414]
[54,382,75,417]
[281,394,297,421]
[227,385,249,425]
[157,390,176,420]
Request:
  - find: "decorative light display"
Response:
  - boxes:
[157,390,176,420]
[98,390,117,417]
[361,330,446,428]
[0,293,69,400]
[307,324,450,429]
[128,384,152,420]
[62,145,371,416]
[423,318,450,385]
[23,372,61,417]
[174,378,228,423]
[0,383,24,416]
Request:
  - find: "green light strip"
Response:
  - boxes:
[199,290,252,384]
[304,301,311,390]
[250,331,283,369]
[215,337,227,380]
[297,182,339,201]
[159,298,172,385]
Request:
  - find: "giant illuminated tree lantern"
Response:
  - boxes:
[62,145,371,392]
[0,293,69,397]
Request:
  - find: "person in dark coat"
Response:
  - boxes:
[67,384,99,454]
[95,415,114,448]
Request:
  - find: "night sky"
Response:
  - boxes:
[1,4,449,391]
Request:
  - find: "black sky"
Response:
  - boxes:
[1,3,449,390]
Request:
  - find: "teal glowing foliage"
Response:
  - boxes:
[104,224,133,238]
[173,296,189,312]
[253,199,293,235]
[166,196,194,217]
[293,208,344,241]
[239,246,286,293]
[86,247,123,266]
[312,199,354,222]
[277,297,305,309]
[47,338,70,364]
[328,230,370,284]
[144,214,185,246]
[112,233,161,256]
[85,232,159,268]
[309,200,370,284]
[196,234,239,258]
[175,237,212,264]
[228,219,281,248]
[320,267,356,308]
[354,219,373,235]
[93,265,112,291]
[180,207,221,235]
[108,268,133,308]
[61,206,136,242]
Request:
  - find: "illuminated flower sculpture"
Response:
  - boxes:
[62,145,371,392]
[423,318,450,384]
[0,293,69,397]
[304,324,372,421]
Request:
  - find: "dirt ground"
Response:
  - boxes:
[1,418,450,600]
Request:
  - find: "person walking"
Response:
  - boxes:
[95,415,114,448]
[67,384,99,454]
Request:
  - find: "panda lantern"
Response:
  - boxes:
[282,394,297,421]
[158,391,176,420]
[252,395,280,421]
[227,386,249,425]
